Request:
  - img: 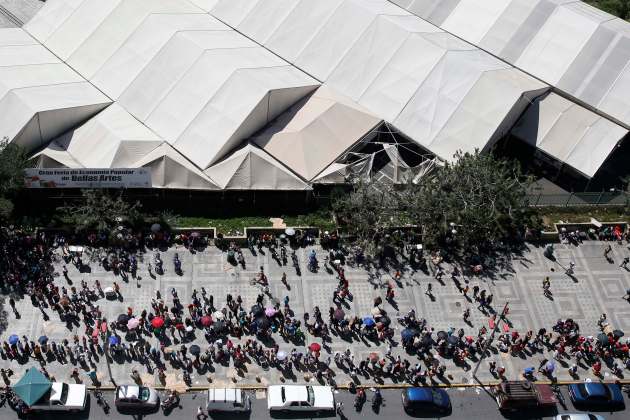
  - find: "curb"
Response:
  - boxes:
[85,379,630,392]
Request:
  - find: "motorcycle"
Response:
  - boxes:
[161,391,179,411]
[154,252,163,275]
[354,388,366,411]
[94,389,110,413]
[372,389,382,410]
[173,253,182,275]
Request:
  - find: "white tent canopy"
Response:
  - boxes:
[0,28,110,152]
[252,86,382,181]
[511,92,628,178]
[205,143,310,190]
[392,0,630,129]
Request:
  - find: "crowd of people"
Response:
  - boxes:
[1,223,630,399]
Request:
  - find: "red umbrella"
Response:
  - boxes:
[308,343,321,352]
[201,316,212,327]
[151,317,164,328]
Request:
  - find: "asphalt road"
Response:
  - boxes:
[1,387,628,420]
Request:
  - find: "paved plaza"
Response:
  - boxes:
[1,240,630,388]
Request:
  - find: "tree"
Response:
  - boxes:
[59,189,142,232]
[0,137,30,220]
[334,151,538,257]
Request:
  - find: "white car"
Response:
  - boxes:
[115,385,160,410]
[29,382,87,412]
[554,415,605,420]
[267,385,334,413]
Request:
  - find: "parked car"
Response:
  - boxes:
[554,414,605,420]
[115,385,159,410]
[568,383,624,410]
[402,387,451,414]
[493,381,557,411]
[267,385,334,413]
[29,382,87,412]
[207,388,251,412]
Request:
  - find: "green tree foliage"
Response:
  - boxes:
[0,137,30,220]
[59,189,142,232]
[586,0,629,20]
[334,151,539,256]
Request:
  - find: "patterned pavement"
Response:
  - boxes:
[1,240,630,387]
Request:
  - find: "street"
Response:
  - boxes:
[1,386,628,420]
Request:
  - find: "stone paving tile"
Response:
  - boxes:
[2,241,630,387]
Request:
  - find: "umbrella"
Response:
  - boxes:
[277,351,287,361]
[255,317,270,330]
[371,307,382,317]
[127,318,140,329]
[265,307,276,317]
[117,314,130,325]
[545,360,556,373]
[613,329,625,338]
[151,223,161,232]
[8,335,19,345]
[285,228,296,236]
[597,333,609,345]
[363,317,376,327]
[437,331,448,340]
[201,316,212,327]
[12,368,51,406]
[190,232,201,238]
[401,329,415,341]
[334,308,345,320]
[447,335,460,346]
[369,352,379,361]
[214,320,227,332]
[421,335,433,346]
[213,311,225,320]
[251,305,263,317]
[380,316,391,327]
[308,343,321,352]
[103,286,114,294]
[38,336,48,345]
[151,317,165,329]
[108,336,120,346]
[189,345,201,356]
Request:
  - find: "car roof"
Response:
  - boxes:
[208,388,242,404]
[407,388,432,402]
[583,383,607,397]
[118,385,140,399]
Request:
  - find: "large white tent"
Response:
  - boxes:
[0,0,626,189]
[392,0,630,129]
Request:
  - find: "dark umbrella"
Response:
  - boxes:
[189,345,201,355]
[613,329,624,338]
[437,331,448,340]
[38,336,48,345]
[214,320,226,332]
[255,317,270,330]
[401,328,416,341]
[421,335,433,346]
[251,305,263,317]
[380,316,391,327]
[334,308,345,320]
[447,335,460,346]
[597,333,609,345]
[117,314,130,325]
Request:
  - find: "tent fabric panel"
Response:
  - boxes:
[293,0,377,81]
[44,0,122,61]
[598,63,630,125]
[204,148,248,188]
[118,30,250,122]
[144,47,286,144]
[326,14,412,101]
[0,44,58,67]
[358,33,446,122]
[478,0,540,56]
[514,4,606,84]
[65,0,202,79]
[187,0,219,12]
[573,34,630,107]
[210,0,260,27]
[237,0,298,45]
[0,63,84,98]
[441,0,511,45]
[24,0,85,43]
[91,13,228,99]
[12,113,42,152]
[36,103,110,147]
[265,0,343,63]
[13,82,110,111]
[0,27,39,46]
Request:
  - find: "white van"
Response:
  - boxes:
[206,388,251,413]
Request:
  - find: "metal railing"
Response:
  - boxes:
[527,192,628,207]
